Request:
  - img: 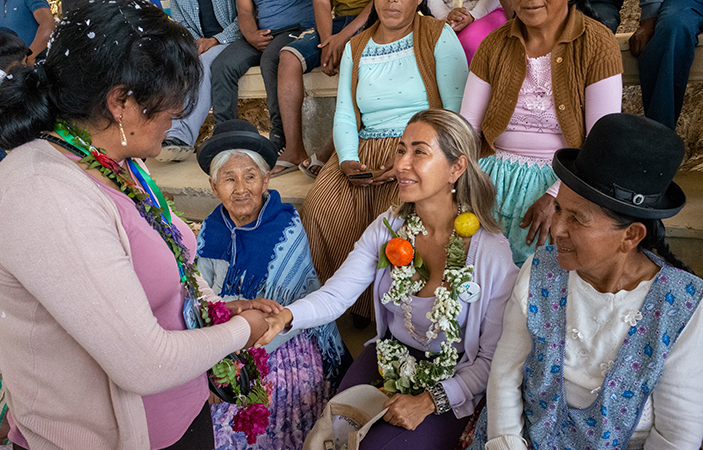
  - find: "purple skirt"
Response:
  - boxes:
[211,333,331,450]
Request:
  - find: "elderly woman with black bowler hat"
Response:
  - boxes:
[469,113,703,450]
[195,119,348,450]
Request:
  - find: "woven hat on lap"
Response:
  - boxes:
[197,119,278,175]
[303,385,389,450]
[552,113,686,219]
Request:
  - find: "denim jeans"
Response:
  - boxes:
[589,0,624,33]
[638,0,703,129]
[166,43,228,146]
[210,29,304,151]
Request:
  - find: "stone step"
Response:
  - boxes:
[146,157,703,274]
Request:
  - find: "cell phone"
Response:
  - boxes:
[269,24,301,36]
[348,172,373,179]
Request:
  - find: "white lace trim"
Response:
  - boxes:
[506,53,562,135]
[359,46,414,66]
[494,149,552,168]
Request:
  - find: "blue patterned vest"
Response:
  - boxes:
[471,246,703,450]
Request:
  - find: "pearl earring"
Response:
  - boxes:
[118,115,127,147]
[451,188,456,194]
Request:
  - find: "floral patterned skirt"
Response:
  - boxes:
[211,333,332,450]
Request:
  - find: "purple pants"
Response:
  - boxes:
[338,344,470,450]
[457,9,507,67]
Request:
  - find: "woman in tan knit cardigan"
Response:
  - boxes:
[459,0,623,267]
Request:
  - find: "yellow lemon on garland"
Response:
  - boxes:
[454,212,480,237]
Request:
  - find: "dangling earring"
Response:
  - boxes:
[119,115,127,147]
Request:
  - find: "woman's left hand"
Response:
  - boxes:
[224,298,284,315]
[382,392,436,430]
[520,193,556,247]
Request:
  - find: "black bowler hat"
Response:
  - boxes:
[197,119,278,175]
[553,113,686,219]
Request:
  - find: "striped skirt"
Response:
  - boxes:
[301,137,400,319]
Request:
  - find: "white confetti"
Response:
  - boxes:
[1,312,5,318]
[65,49,69,56]
[114,40,119,45]
[137,26,143,32]
[127,90,133,95]
[85,19,90,25]
[6,74,12,79]
[134,3,141,8]
[87,31,96,39]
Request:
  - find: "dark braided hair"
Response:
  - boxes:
[601,207,695,275]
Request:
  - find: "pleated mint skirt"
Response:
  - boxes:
[480,151,559,267]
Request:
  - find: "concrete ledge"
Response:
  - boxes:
[617,32,703,86]
[145,154,315,221]
[239,66,339,99]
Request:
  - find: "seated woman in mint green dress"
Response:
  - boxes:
[301,0,469,324]
[195,120,347,450]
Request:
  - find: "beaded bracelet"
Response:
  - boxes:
[427,383,451,415]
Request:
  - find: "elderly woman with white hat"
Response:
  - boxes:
[195,120,348,450]
[470,113,703,450]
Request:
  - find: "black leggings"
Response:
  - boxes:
[163,401,214,450]
[13,401,214,450]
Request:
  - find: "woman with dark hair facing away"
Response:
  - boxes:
[0,1,274,448]
[301,0,469,326]
[261,110,518,450]
[0,30,27,162]
[460,0,622,267]
[470,113,703,450]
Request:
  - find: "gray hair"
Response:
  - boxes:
[210,150,270,182]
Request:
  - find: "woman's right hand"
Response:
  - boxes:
[341,160,374,187]
[238,309,270,348]
[254,308,293,348]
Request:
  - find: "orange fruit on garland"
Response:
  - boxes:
[385,238,414,267]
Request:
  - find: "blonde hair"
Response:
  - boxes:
[395,109,501,234]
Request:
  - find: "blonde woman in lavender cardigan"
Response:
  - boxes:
[258,109,519,450]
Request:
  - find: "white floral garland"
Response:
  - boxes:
[377,213,474,395]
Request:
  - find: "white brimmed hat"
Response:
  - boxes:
[304,385,389,450]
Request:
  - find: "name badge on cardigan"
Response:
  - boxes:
[458,281,481,303]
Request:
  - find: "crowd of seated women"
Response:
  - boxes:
[0,0,702,450]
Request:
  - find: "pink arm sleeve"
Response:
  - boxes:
[460,71,492,136]
[585,74,622,133]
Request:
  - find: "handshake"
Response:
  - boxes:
[224,299,293,349]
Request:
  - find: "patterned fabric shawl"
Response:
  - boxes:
[196,190,344,377]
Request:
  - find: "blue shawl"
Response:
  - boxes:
[196,190,344,377]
